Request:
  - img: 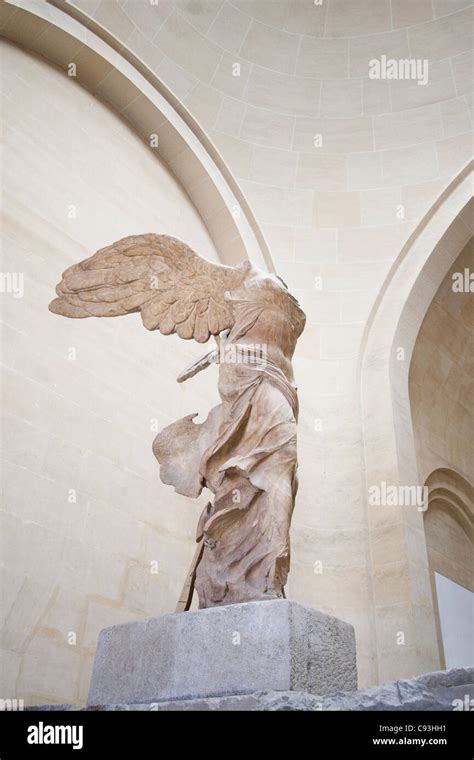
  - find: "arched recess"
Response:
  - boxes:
[0,0,272,270]
[358,162,473,684]
[423,468,473,670]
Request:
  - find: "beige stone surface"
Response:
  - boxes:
[410,241,474,485]
[391,0,433,29]
[240,18,299,75]
[320,79,363,119]
[325,0,392,37]
[360,170,473,685]
[293,116,373,154]
[206,2,251,53]
[297,36,349,79]
[0,41,220,705]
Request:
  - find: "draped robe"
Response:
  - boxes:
[153,275,306,608]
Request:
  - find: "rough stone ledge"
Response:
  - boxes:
[27,667,473,711]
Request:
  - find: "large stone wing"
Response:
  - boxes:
[49,234,246,343]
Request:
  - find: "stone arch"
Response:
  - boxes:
[425,468,474,540]
[358,162,473,683]
[0,0,272,270]
[423,468,473,669]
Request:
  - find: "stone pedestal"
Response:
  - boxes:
[87,600,357,708]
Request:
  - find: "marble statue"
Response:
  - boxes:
[49,234,306,609]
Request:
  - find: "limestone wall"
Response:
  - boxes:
[0,41,221,705]
[409,243,473,667]
[410,241,473,484]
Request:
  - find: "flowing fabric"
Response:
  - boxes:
[154,281,305,607]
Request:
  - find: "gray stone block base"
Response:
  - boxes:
[87,600,357,707]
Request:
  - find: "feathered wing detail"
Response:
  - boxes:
[49,234,249,343]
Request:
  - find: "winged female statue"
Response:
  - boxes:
[49,234,306,609]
